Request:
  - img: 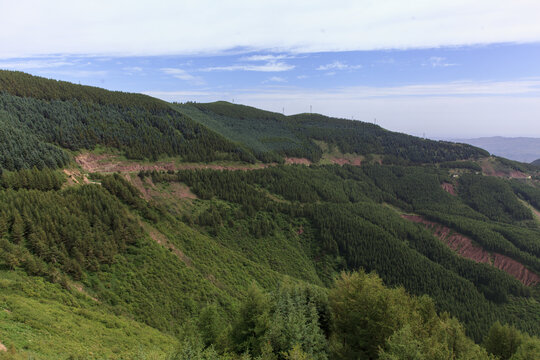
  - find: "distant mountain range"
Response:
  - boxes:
[453,137,540,163]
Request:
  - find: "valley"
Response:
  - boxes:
[1,70,540,359]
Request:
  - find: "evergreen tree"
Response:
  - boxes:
[484,322,523,360]
[265,282,327,359]
[10,211,25,244]
[231,283,272,356]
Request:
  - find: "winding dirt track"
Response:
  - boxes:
[402,214,540,286]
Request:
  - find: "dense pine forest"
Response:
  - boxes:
[175,101,489,164]
[0,70,540,359]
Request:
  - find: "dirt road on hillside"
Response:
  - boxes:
[76,153,269,173]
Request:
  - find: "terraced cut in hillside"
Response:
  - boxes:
[76,152,268,173]
[402,214,540,286]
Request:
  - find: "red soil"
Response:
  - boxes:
[329,157,362,166]
[441,182,457,196]
[509,170,529,179]
[284,157,312,165]
[401,214,540,286]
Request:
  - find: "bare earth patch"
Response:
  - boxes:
[70,282,99,302]
[480,158,530,179]
[284,157,312,165]
[124,174,198,204]
[169,182,198,200]
[402,214,540,286]
[76,152,268,173]
[441,182,457,196]
[63,169,80,185]
[63,168,99,187]
[124,174,154,201]
[0,341,6,352]
[141,222,193,267]
[329,156,362,166]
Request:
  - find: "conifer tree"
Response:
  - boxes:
[231,283,271,356]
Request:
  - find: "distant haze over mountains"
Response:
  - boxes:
[451,137,540,164]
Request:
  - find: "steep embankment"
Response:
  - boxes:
[402,214,540,286]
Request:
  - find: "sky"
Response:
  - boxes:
[1,0,540,138]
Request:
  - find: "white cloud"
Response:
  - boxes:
[122,66,143,72]
[317,61,362,71]
[241,54,291,61]
[0,59,74,70]
[199,61,294,72]
[424,56,457,67]
[264,76,287,83]
[161,67,204,85]
[2,1,540,57]
[238,79,540,99]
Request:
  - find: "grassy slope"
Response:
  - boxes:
[0,175,327,358]
[0,270,176,359]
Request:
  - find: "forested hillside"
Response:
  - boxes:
[175,101,489,164]
[1,71,540,359]
[0,71,255,167]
